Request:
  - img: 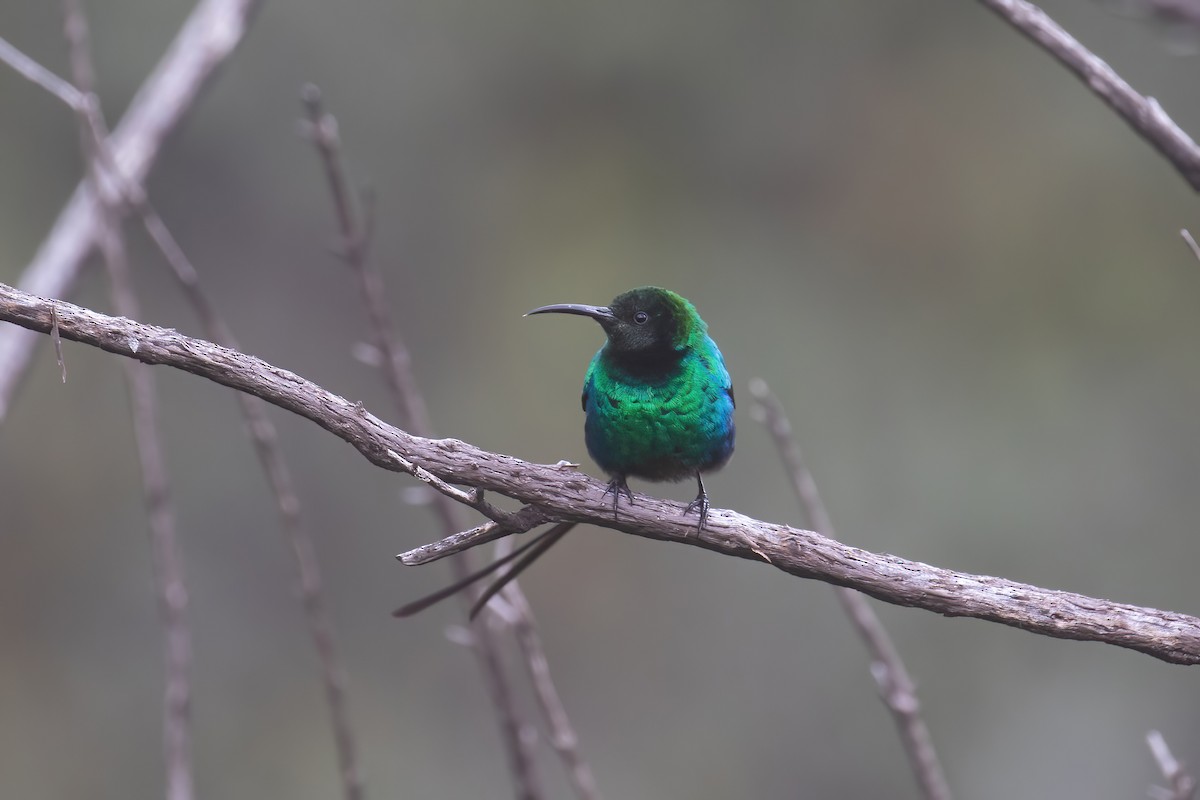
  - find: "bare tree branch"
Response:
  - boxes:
[0,0,261,424]
[476,622,545,800]
[1148,730,1198,800]
[0,34,86,109]
[300,86,549,800]
[1182,229,1200,262]
[749,379,952,800]
[978,0,1200,191]
[143,189,369,800]
[503,588,603,800]
[6,16,369,798]
[99,234,196,800]
[4,284,1200,667]
[61,4,193,798]
[299,85,432,441]
[141,195,371,800]
[302,86,602,800]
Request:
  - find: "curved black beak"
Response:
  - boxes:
[525,303,616,322]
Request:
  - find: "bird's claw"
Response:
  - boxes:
[602,475,634,520]
[683,493,709,535]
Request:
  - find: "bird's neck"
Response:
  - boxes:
[601,345,685,380]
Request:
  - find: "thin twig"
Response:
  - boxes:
[1182,229,1200,263]
[130,75,363,800]
[0,34,85,109]
[142,215,367,800]
[977,0,1200,191]
[0,0,260,424]
[142,202,368,800]
[1148,730,1198,800]
[62,5,193,799]
[398,507,555,565]
[7,288,1200,665]
[39,14,365,798]
[49,305,65,384]
[387,449,518,523]
[301,85,564,800]
[102,230,195,800]
[299,84,436,436]
[504,588,603,800]
[748,378,952,800]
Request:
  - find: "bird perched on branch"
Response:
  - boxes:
[531,285,736,525]
[395,286,735,619]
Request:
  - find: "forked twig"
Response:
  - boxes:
[749,379,952,800]
[126,210,365,800]
[0,0,260,424]
[303,86,604,800]
[2,18,368,799]
[0,34,85,109]
[1148,730,1198,800]
[62,4,193,799]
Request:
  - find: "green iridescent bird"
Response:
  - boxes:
[395,286,734,619]
[532,285,736,525]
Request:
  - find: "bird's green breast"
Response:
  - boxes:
[582,340,734,482]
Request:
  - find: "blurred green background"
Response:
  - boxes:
[2,1,1199,798]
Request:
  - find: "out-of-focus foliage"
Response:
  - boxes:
[1,1,1198,798]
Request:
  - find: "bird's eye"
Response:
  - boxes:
[633,311,649,325]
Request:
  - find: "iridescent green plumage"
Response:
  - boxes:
[395,286,734,620]
[575,288,735,521]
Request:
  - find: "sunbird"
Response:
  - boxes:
[394,286,735,619]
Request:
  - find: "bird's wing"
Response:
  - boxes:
[712,346,734,408]
[582,349,605,414]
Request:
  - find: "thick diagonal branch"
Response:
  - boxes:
[978,0,1200,191]
[4,282,1200,665]
[0,0,260,423]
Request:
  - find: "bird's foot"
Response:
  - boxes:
[602,474,633,520]
[683,493,709,534]
[683,472,710,535]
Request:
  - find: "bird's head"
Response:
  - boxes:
[527,286,705,358]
